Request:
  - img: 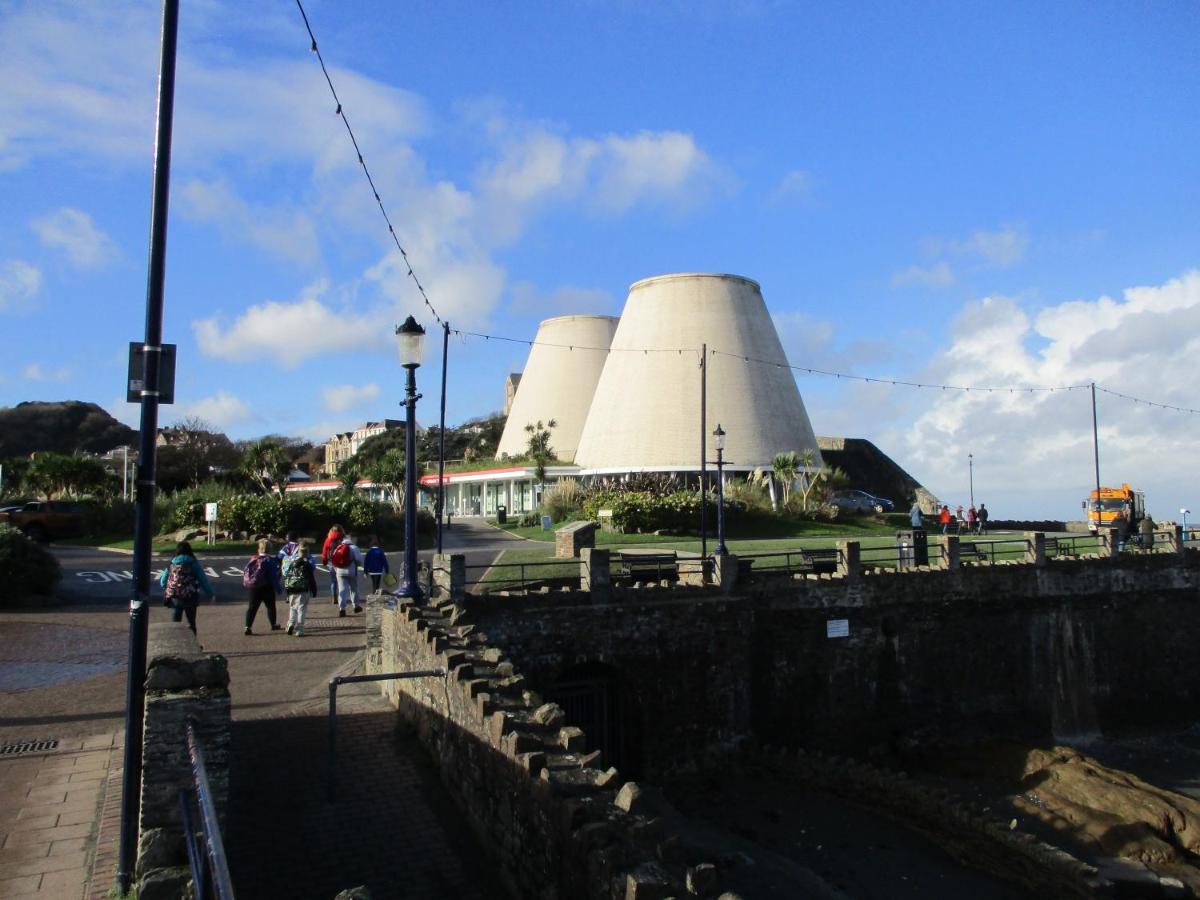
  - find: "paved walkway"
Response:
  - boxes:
[1,552,498,898]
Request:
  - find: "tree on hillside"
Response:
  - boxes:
[524,419,557,493]
[26,453,114,500]
[169,416,240,486]
[0,401,136,457]
[337,458,361,494]
[241,440,292,501]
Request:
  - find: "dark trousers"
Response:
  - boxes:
[369,574,382,591]
[245,584,278,629]
[171,604,197,633]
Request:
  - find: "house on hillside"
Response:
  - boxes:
[321,419,402,476]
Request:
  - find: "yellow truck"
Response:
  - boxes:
[1083,483,1144,535]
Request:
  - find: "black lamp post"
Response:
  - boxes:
[713,424,727,556]
[395,315,425,600]
[968,452,975,510]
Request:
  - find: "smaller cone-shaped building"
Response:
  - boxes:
[496,315,619,462]
[575,273,822,471]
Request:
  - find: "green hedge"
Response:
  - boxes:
[0,524,61,602]
[581,490,742,533]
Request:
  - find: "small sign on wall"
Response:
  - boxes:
[826,618,850,639]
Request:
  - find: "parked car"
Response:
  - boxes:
[830,490,893,514]
[0,500,87,542]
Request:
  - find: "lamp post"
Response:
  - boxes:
[968,452,974,510]
[713,424,727,556]
[395,315,425,600]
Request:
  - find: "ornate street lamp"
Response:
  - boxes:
[713,424,727,556]
[395,315,425,600]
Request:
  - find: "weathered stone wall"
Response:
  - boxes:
[469,552,1200,776]
[368,595,731,900]
[136,623,231,897]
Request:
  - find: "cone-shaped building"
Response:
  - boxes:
[574,273,822,472]
[496,315,619,462]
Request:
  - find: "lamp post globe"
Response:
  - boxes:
[394,316,426,600]
[713,424,727,556]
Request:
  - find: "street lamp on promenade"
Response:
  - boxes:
[395,315,425,600]
[968,452,974,510]
[713,424,728,556]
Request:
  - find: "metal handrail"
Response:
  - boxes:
[184,720,235,900]
[327,670,445,799]
[463,558,579,593]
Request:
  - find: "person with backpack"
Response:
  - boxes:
[243,539,284,635]
[331,533,364,616]
[282,538,319,637]
[363,535,390,593]
[278,532,299,561]
[321,524,345,605]
[158,541,215,634]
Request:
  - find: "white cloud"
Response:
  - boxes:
[882,269,1200,518]
[193,282,382,369]
[181,391,254,429]
[31,207,116,267]
[22,362,72,382]
[0,260,42,312]
[509,282,616,316]
[890,261,955,289]
[767,169,815,205]
[179,180,320,266]
[952,224,1030,268]
[322,383,381,414]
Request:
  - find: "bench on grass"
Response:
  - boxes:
[617,551,679,583]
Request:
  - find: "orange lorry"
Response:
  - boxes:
[1083,483,1144,535]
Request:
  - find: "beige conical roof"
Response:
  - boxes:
[574,273,822,470]
[496,315,619,462]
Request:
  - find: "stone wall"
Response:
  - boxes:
[367,594,731,900]
[136,623,231,897]
[469,551,1200,776]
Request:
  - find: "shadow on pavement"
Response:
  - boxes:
[227,710,500,900]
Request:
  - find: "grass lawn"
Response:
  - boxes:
[59,535,260,555]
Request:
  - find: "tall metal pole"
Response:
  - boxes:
[1091,381,1102,528]
[123,446,129,502]
[715,440,727,556]
[968,453,974,510]
[436,322,449,555]
[400,365,423,600]
[118,1,178,893]
[699,344,707,563]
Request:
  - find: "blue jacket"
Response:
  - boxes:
[158,555,216,602]
[363,546,389,575]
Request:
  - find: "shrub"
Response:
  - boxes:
[582,489,741,534]
[0,523,61,602]
[83,499,135,537]
[542,478,583,523]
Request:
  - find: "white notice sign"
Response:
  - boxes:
[826,618,850,639]
[205,502,219,523]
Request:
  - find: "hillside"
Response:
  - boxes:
[816,436,932,508]
[0,401,136,458]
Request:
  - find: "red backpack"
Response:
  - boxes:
[330,542,352,568]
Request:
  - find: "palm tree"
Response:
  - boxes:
[241,439,292,501]
[772,451,799,507]
[523,419,557,497]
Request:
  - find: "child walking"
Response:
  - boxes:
[243,539,283,635]
[159,541,215,634]
[282,539,319,637]
[363,536,390,593]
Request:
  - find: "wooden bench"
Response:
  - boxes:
[959,542,987,562]
[617,551,679,583]
[800,548,839,574]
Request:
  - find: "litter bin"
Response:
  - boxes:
[497,505,507,525]
[896,528,928,569]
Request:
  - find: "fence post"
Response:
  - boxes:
[940,535,960,571]
[1101,527,1121,558]
[1025,532,1046,566]
[580,548,611,602]
[836,540,860,579]
[432,552,466,601]
[1166,525,1184,555]
[714,554,738,593]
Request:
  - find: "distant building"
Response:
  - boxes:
[504,373,522,416]
[321,419,402,476]
[155,426,190,448]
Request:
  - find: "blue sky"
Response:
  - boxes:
[2,0,1199,519]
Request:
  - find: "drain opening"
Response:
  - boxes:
[0,739,60,756]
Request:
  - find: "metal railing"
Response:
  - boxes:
[735,548,840,576]
[181,721,234,900]
[464,558,580,594]
[327,669,445,799]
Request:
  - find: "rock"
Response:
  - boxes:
[615,782,644,813]
[135,828,183,878]
[334,888,374,900]
[136,867,192,900]
[532,702,566,727]
[687,863,718,895]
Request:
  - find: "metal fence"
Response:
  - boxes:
[180,721,235,900]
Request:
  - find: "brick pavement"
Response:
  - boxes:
[3,575,502,898]
[0,733,120,900]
